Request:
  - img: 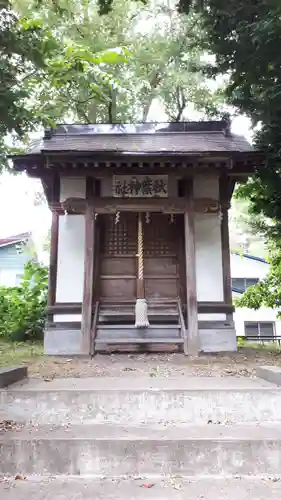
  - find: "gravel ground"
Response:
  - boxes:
[1,476,281,500]
[27,348,281,378]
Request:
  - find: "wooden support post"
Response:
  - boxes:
[81,204,95,355]
[184,179,199,356]
[219,176,233,320]
[221,208,232,303]
[48,211,59,309]
[47,176,60,317]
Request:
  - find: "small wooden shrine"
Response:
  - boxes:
[11,121,263,355]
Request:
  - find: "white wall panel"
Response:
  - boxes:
[195,213,223,301]
[194,174,219,199]
[56,215,85,303]
[60,177,86,202]
[53,314,82,322]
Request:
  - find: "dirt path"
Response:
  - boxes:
[27,348,281,378]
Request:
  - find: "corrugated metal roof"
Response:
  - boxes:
[27,131,252,155]
[25,121,253,155]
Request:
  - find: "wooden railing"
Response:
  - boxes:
[90,301,100,358]
[178,298,188,355]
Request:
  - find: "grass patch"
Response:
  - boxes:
[0,341,44,367]
[238,337,281,353]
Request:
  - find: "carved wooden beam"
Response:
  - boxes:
[61,197,87,213]
[51,196,229,215]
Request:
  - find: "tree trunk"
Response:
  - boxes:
[142,97,154,121]
[175,86,186,122]
[108,89,117,123]
[88,102,97,123]
[142,70,161,121]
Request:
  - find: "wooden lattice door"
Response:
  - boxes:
[99,213,138,300]
[143,213,181,300]
[99,212,183,303]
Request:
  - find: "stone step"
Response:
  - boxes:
[96,325,181,329]
[1,377,280,425]
[95,326,182,345]
[1,477,281,500]
[100,299,179,305]
[2,423,281,476]
[99,306,179,315]
[95,337,183,344]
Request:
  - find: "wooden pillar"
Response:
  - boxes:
[47,175,60,314]
[221,208,232,303]
[81,177,96,354]
[219,176,233,316]
[184,178,199,356]
[81,204,95,354]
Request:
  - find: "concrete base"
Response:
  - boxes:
[44,329,83,355]
[199,327,237,353]
[0,366,27,388]
[1,477,281,500]
[2,423,281,476]
[44,326,237,355]
[256,366,281,386]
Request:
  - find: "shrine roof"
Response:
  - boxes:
[26,121,253,155]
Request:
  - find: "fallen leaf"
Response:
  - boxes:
[15,475,26,480]
[172,484,182,490]
[0,420,23,432]
[140,484,155,488]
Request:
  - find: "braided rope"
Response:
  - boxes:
[135,212,149,327]
[138,212,144,280]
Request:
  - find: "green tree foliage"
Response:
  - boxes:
[236,243,281,316]
[1,0,130,170]
[1,0,222,172]
[0,260,48,342]
[196,0,281,313]
[14,0,221,123]
[0,1,57,165]
[154,0,281,312]
[229,196,267,257]
[167,0,281,313]
[189,1,281,242]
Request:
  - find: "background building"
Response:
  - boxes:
[0,232,32,287]
[231,252,280,340]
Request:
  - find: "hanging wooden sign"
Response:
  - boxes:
[113,175,168,198]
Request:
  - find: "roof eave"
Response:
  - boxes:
[42,148,255,154]
[11,149,258,158]
[0,238,30,249]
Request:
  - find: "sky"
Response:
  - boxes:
[0,173,51,248]
[0,112,252,247]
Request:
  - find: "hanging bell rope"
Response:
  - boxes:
[135,212,149,328]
